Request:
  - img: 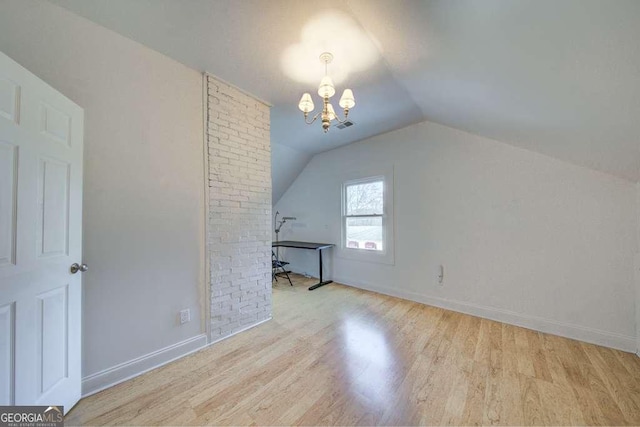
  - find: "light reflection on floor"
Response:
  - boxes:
[341,318,395,406]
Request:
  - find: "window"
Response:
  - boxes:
[339,167,394,265]
[343,177,385,252]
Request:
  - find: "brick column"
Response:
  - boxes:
[205,74,272,340]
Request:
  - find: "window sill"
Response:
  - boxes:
[335,247,395,265]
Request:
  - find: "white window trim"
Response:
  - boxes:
[338,168,394,265]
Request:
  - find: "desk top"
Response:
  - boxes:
[272,240,335,250]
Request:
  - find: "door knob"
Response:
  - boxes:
[70,263,88,274]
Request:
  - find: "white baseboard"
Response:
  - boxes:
[81,317,274,398]
[82,333,208,397]
[208,317,272,346]
[334,275,636,353]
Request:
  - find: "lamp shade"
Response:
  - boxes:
[339,89,355,109]
[298,93,314,113]
[317,75,336,98]
[326,103,337,121]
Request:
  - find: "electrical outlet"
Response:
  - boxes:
[179,309,191,324]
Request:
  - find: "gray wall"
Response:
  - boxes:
[0,1,206,377]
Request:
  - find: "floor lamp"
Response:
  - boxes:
[274,211,296,260]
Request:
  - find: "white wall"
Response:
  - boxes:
[206,75,272,341]
[276,120,638,351]
[271,143,312,205]
[0,0,206,384]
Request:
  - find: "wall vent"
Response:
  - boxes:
[335,120,355,129]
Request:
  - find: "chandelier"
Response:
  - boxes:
[297,52,356,133]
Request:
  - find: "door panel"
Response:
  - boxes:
[37,158,70,258]
[39,103,72,147]
[37,285,68,396]
[0,302,15,405]
[0,141,17,266]
[0,51,83,413]
[0,78,19,123]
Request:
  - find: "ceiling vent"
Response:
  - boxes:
[335,120,355,130]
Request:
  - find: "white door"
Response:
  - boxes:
[0,51,83,413]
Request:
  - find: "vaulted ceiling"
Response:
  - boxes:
[49,0,640,201]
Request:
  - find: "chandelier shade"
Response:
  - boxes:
[317,75,336,98]
[339,89,355,109]
[326,103,337,121]
[298,93,314,113]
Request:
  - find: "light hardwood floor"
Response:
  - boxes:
[66,275,640,426]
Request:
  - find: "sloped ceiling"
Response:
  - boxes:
[49,0,640,194]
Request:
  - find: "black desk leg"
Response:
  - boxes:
[308,249,333,291]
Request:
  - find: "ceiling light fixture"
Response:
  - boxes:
[298,52,355,133]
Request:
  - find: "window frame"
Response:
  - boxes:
[339,170,394,265]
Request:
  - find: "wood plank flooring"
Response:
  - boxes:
[66,275,640,425]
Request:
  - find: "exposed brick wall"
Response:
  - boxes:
[205,74,272,341]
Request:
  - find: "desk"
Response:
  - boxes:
[272,241,335,290]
